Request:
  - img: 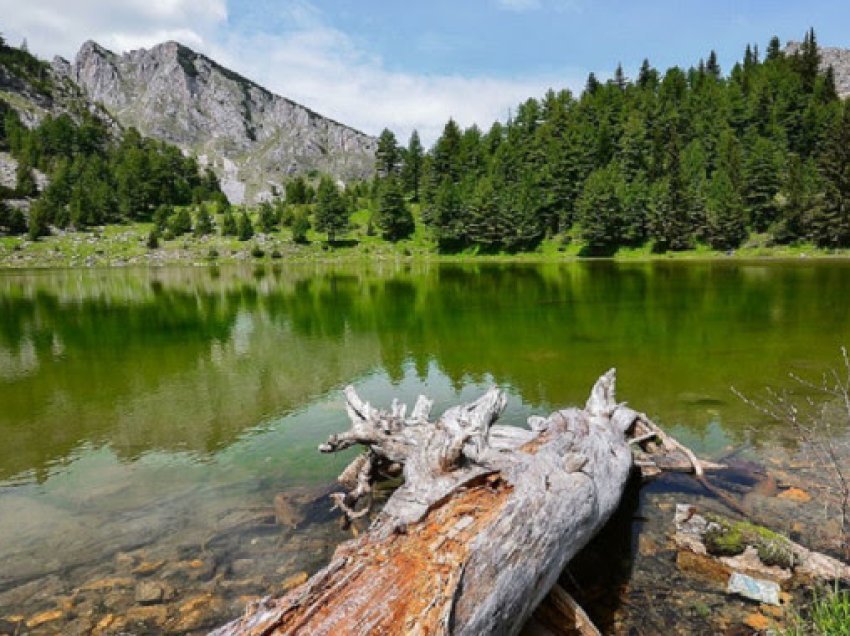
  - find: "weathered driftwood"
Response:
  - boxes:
[213,370,711,636]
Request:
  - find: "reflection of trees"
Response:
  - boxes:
[2,261,850,480]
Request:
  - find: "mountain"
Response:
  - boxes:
[0,41,119,132]
[52,41,377,203]
[785,41,850,97]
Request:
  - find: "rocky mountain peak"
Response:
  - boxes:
[55,39,376,203]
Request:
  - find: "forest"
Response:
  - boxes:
[374,29,850,254]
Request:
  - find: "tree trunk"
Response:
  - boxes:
[213,369,709,636]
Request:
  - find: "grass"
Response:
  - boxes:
[785,584,850,636]
[4,204,850,268]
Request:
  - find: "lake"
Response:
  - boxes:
[1,260,849,632]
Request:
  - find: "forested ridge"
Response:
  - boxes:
[374,29,850,254]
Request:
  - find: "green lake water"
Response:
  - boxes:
[1,260,849,628]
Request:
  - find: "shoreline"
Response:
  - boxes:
[4,225,850,269]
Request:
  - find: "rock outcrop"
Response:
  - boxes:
[53,41,376,203]
[785,41,850,98]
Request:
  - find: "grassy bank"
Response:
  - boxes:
[2,207,850,268]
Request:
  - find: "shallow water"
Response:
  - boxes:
[1,260,850,632]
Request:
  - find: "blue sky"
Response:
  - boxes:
[1,0,847,143]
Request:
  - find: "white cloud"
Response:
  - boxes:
[0,0,585,146]
[0,0,227,59]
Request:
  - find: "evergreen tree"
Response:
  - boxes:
[146,228,160,249]
[706,168,747,249]
[376,128,400,177]
[648,134,692,251]
[375,177,414,241]
[401,130,424,201]
[258,201,277,233]
[775,154,817,243]
[168,208,193,236]
[811,101,850,247]
[15,161,37,197]
[194,206,214,237]
[237,211,254,241]
[221,210,238,237]
[285,177,309,204]
[742,135,782,232]
[314,176,349,242]
[27,200,50,240]
[291,212,310,244]
[578,164,622,254]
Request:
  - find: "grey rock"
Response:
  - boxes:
[54,40,377,204]
[134,580,167,605]
[726,572,781,606]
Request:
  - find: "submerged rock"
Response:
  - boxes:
[727,572,781,606]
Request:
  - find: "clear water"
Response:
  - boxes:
[2,260,849,628]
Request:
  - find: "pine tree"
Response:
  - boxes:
[578,164,622,254]
[376,128,400,177]
[168,208,193,236]
[291,212,310,244]
[221,210,238,236]
[742,135,782,232]
[194,206,214,236]
[648,133,692,251]
[15,162,37,197]
[775,154,816,243]
[706,168,747,250]
[258,201,277,233]
[27,200,50,240]
[237,211,254,241]
[811,101,850,247]
[401,130,424,201]
[795,28,821,93]
[314,176,348,242]
[375,177,414,241]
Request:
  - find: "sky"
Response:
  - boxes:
[1,1,848,144]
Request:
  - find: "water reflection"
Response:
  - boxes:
[2,261,850,627]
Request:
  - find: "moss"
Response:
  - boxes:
[704,522,746,556]
[703,514,795,569]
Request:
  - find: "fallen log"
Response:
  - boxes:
[213,370,713,636]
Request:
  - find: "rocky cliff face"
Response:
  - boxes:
[785,41,850,98]
[53,41,376,203]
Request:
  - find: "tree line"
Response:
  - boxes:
[371,29,850,253]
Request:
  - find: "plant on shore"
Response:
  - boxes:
[735,348,850,560]
[784,583,850,636]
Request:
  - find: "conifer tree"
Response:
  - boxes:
[376,128,400,177]
[291,212,310,244]
[375,177,414,241]
[258,201,277,233]
[237,211,254,241]
[221,210,238,236]
[811,101,850,246]
[314,176,349,242]
[168,208,193,236]
[706,168,747,249]
[578,164,622,254]
[401,130,423,201]
[194,206,214,236]
[742,135,782,232]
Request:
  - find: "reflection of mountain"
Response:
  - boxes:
[2,261,850,480]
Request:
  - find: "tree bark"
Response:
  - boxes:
[212,369,709,636]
